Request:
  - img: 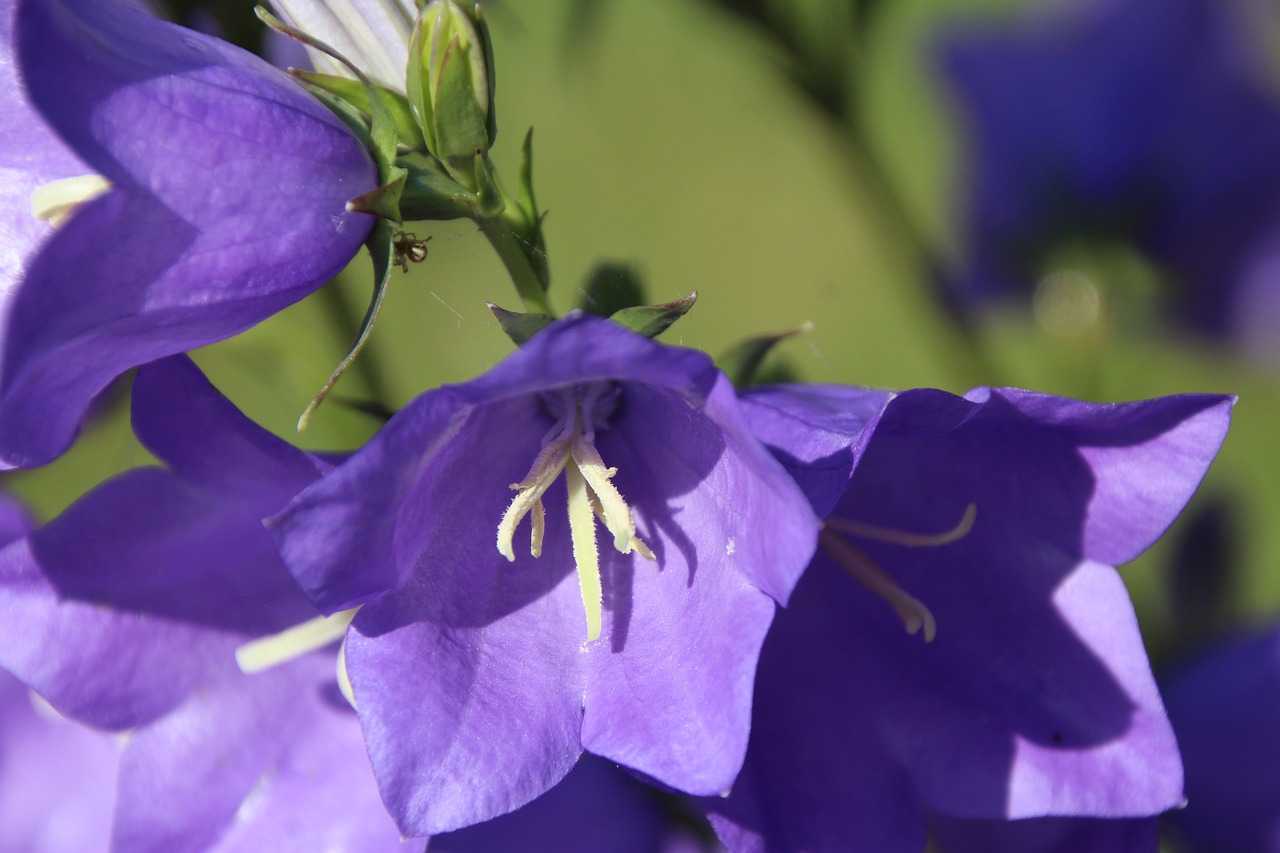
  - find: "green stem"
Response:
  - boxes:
[478,214,554,315]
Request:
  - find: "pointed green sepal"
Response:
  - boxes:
[488,302,554,345]
[346,169,408,222]
[398,161,474,220]
[715,321,814,387]
[512,127,542,233]
[291,70,427,151]
[610,291,697,338]
[578,262,645,317]
[298,219,400,432]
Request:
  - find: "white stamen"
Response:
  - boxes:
[826,503,977,548]
[497,387,648,642]
[565,462,603,642]
[235,608,359,674]
[30,174,112,228]
[821,531,936,642]
[497,438,572,561]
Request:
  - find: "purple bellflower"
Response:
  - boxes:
[940,0,1280,346]
[270,314,820,835]
[0,0,377,469]
[0,356,414,852]
[1160,624,1280,852]
[703,383,1232,852]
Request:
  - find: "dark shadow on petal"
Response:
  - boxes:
[601,549,635,653]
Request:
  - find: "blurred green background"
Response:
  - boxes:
[8,0,1279,671]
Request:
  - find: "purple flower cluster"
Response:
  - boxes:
[0,0,1244,850]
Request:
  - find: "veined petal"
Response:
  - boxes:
[269,0,416,91]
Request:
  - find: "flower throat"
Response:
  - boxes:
[496,383,653,643]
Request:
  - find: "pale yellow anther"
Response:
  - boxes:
[497,439,572,561]
[573,441,635,553]
[234,607,360,674]
[30,174,112,228]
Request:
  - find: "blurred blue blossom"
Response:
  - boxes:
[1161,624,1280,852]
[941,0,1280,352]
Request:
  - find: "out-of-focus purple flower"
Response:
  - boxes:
[0,669,120,853]
[270,314,819,835]
[0,356,413,852]
[704,384,1232,852]
[941,0,1280,347]
[431,755,721,853]
[1160,625,1280,852]
[0,0,377,469]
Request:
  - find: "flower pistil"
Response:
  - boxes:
[820,503,976,642]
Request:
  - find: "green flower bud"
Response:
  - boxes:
[407,0,497,182]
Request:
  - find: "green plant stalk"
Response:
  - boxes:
[478,213,554,316]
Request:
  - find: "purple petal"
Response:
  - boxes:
[347,536,585,835]
[131,355,328,500]
[0,669,119,853]
[581,380,798,793]
[112,653,414,853]
[738,384,893,518]
[0,0,376,468]
[0,531,240,730]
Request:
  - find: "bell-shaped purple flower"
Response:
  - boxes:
[0,0,377,469]
[940,0,1280,347]
[1160,624,1280,852]
[704,383,1232,852]
[0,356,412,852]
[270,314,819,835]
